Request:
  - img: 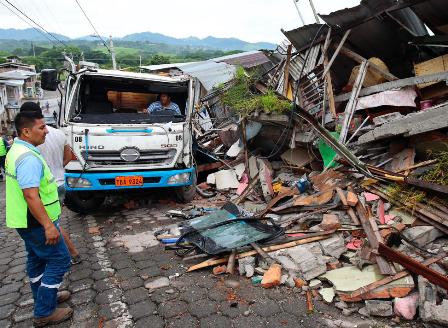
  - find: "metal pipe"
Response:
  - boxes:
[292,0,306,25]
[345,115,371,145]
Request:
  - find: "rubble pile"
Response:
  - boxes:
[156,0,448,325]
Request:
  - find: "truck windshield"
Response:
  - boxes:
[69,75,189,124]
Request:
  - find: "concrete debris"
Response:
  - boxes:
[420,299,448,326]
[358,104,448,144]
[309,279,322,290]
[226,139,243,157]
[320,287,336,303]
[402,226,444,247]
[365,300,393,317]
[145,277,170,290]
[238,256,256,278]
[214,169,240,190]
[286,246,327,281]
[319,234,346,259]
[418,276,438,322]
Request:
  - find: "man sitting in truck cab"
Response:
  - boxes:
[147,93,181,115]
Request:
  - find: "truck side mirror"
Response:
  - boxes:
[41,69,59,91]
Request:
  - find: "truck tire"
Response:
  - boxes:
[175,174,197,203]
[64,191,105,214]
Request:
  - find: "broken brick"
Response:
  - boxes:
[319,214,341,231]
[293,278,306,288]
[261,263,282,288]
[213,265,227,275]
[346,191,358,207]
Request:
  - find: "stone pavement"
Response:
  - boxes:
[0,185,425,327]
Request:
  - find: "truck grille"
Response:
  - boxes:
[81,149,176,166]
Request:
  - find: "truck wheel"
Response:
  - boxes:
[64,191,105,214]
[175,174,197,203]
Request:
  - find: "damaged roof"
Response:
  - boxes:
[211,50,271,69]
[180,61,236,92]
[282,0,448,84]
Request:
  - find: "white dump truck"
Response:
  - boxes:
[40,60,197,213]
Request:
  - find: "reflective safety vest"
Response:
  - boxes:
[0,138,6,156]
[5,142,61,228]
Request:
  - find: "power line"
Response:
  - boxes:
[73,0,111,53]
[3,0,68,48]
[41,0,65,35]
[0,0,57,45]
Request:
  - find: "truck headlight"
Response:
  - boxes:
[66,177,92,188]
[167,173,190,184]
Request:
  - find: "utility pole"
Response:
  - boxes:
[308,0,320,24]
[139,55,142,72]
[32,42,35,57]
[292,0,305,26]
[109,35,117,70]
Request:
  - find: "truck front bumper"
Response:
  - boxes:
[65,167,195,191]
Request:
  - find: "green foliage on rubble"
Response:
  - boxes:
[219,66,292,116]
[386,151,448,207]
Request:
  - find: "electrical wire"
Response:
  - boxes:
[3,0,68,47]
[73,0,111,54]
[41,0,65,36]
[0,0,57,46]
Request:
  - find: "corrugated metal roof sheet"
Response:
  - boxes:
[282,24,329,53]
[0,70,36,80]
[181,61,236,92]
[139,62,198,72]
[282,0,447,81]
[212,50,271,68]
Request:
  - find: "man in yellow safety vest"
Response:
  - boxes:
[5,110,72,326]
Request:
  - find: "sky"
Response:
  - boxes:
[0,0,361,43]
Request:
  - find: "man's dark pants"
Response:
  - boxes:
[16,220,71,318]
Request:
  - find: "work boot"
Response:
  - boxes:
[57,290,71,303]
[33,307,73,327]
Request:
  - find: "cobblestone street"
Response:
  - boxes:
[0,185,423,328]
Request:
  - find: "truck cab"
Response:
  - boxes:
[42,66,197,213]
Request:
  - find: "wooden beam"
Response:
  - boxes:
[356,199,395,275]
[335,71,448,102]
[187,234,331,272]
[283,44,293,97]
[324,57,336,118]
[347,252,447,299]
[339,60,369,143]
[338,45,398,82]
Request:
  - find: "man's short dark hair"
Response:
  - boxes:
[14,111,44,136]
[20,102,43,115]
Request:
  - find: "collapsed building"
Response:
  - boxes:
[145,0,448,324]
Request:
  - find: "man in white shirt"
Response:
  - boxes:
[20,102,81,264]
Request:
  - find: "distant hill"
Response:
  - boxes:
[120,32,275,51]
[0,28,275,51]
[0,28,70,42]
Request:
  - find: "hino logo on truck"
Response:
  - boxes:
[79,145,105,150]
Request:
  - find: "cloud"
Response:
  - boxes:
[0,0,361,43]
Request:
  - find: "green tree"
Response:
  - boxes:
[149,54,170,65]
